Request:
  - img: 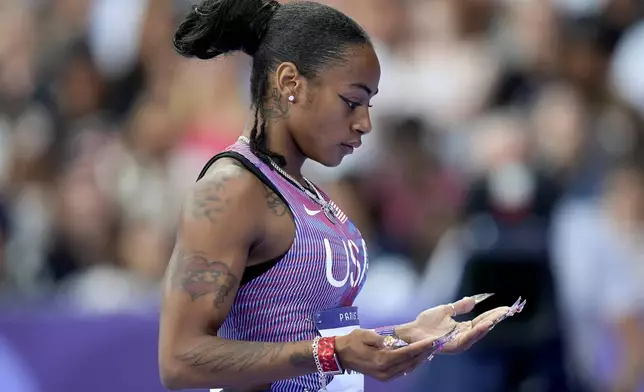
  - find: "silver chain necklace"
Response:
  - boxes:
[238,136,336,223]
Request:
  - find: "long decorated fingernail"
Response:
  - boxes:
[492,297,527,326]
[472,293,495,304]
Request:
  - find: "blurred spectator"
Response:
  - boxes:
[552,157,644,392]
[410,112,567,392]
[611,21,644,116]
[355,117,463,317]
[44,148,119,284]
[491,0,560,107]
[530,82,605,198]
[366,116,463,265]
[559,16,619,103]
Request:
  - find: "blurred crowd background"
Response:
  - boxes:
[1,0,644,391]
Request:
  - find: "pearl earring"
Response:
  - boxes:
[288,95,295,102]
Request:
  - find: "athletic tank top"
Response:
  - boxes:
[198,141,369,392]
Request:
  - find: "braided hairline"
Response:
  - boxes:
[248,0,287,168]
[250,74,287,168]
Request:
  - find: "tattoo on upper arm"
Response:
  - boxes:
[176,339,313,374]
[263,185,288,217]
[191,169,242,223]
[263,88,290,121]
[169,249,240,309]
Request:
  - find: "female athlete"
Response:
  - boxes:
[158,1,522,391]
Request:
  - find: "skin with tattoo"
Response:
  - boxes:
[263,184,288,217]
[190,174,235,224]
[159,157,315,390]
[169,250,237,307]
[263,87,291,121]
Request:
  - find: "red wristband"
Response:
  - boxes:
[317,337,343,374]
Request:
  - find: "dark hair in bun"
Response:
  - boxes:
[173,0,279,58]
[174,0,370,166]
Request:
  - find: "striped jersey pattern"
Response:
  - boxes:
[216,141,369,391]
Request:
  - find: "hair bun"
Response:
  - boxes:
[173,0,280,59]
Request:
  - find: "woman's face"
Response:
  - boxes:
[285,44,381,167]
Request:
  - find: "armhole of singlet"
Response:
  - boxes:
[196,151,290,287]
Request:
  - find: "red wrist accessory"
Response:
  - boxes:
[316,337,343,375]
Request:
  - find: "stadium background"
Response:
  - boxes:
[0,0,643,391]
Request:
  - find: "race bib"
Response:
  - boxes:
[313,306,363,392]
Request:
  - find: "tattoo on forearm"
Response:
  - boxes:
[169,250,239,308]
[288,346,313,368]
[263,88,290,121]
[264,185,287,217]
[176,339,313,374]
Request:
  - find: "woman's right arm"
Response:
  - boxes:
[158,162,319,390]
[158,161,441,390]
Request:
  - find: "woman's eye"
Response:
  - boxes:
[339,95,373,111]
[339,95,361,110]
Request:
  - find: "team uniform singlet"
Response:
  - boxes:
[199,141,369,392]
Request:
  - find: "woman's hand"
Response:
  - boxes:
[335,329,439,382]
[396,295,526,355]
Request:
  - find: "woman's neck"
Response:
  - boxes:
[241,122,307,182]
